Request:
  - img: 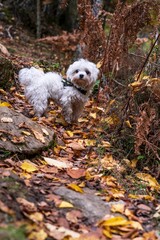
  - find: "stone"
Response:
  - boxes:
[54,186,111,224]
[0,107,55,156]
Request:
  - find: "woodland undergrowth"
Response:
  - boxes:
[76,0,160,170]
[36,0,160,171]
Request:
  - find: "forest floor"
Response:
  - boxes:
[0,21,160,240]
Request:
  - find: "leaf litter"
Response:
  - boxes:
[0,34,159,240]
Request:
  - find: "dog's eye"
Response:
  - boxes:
[86,70,90,75]
[75,69,79,73]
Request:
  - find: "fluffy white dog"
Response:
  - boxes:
[18,59,99,124]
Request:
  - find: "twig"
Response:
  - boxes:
[136,33,160,81]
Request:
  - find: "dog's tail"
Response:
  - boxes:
[18,67,44,86]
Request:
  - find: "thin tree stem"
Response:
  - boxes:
[136,33,160,81]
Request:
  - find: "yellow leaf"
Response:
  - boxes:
[59,201,74,208]
[101,154,117,169]
[0,89,7,95]
[129,81,143,88]
[128,194,154,201]
[125,120,132,128]
[100,216,129,227]
[0,101,11,107]
[111,203,125,214]
[20,172,31,179]
[96,60,103,69]
[21,131,31,136]
[89,112,97,119]
[85,139,96,146]
[104,114,120,126]
[67,183,84,193]
[136,173,160,189]
[85,171,93,180]
[110,188,125,199]
[128,220,143,230]
[21,161,38,173]
[78,118,88,123]
[29,212,44,222]
[66,130,74,137]
[105,99,116,114]
[103,228,112,238]
[130,159,138,168]
[28,229,47,240]
[98,140,111,148]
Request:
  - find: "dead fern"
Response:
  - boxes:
[104,0,159,74]
[77,0,159,75]
[77,0,106,63]
[135,103,160,160]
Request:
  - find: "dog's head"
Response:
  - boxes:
[66,59,99,91]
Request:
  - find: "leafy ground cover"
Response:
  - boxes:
[0,19,160,240]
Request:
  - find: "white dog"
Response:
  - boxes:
[18,59,99,123]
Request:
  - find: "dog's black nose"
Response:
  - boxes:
[79,74,84,79]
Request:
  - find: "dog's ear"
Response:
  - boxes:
[90,64,99,82]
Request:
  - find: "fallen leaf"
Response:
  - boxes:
[66,210,82,223]
[31,129,45,143]
[128,221,143,230]
[128,194,154,201]
[67,141,85,151]
[28,212,44,222]
[28,229,47,240]
[85,139,96,146]
[98,140,111,148]
[66,130,74,137]
[0,101,11,107]
[125,120,132,128]
[20,161,38,173]
[41,128,49,136]
[0,43,10,56]
[59,201,74,208]
[67,183,84,193]
[0,200,14,214]
[111,203,125,214]
[100,216,129,227]
[1,117,13,123]
[136,173,160,190]
[45,223,80,239]
[103,228,112,238]
[16,198,37,212]
[67,168,86,179]
[11,136,25,144]
[43,157,73,169]
[89,112,97,119]
[21,130,31,136]
[0,89,7,95]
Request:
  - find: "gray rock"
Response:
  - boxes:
[54,186,111,224]
[0,107,55,155]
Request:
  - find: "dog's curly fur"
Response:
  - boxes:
[18,59,99,123]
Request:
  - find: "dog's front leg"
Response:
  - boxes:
[71,103,84,123]
[62,103,73,124]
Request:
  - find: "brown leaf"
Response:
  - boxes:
[67,141,85,151]
[67,168,86,179]
[66,210,83,223]
[16,197,37,213]
[0,200,14,214]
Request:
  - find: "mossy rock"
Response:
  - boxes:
[0,57,14,90]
